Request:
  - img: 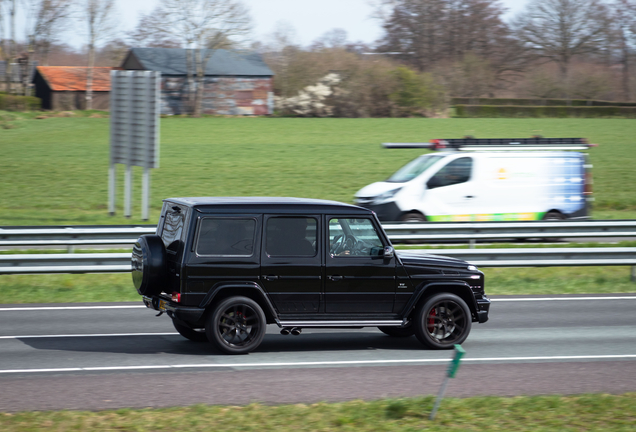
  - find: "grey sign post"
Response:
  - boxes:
[109,70,161,220]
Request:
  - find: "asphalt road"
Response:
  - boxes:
[1,294,636,412]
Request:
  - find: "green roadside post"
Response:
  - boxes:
[429,344,465,420]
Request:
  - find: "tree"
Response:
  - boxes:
[0,0,18,93]
[23,0,72,95]
[611,0,636,100]
[131,0,251,117]
[375,0,517,71]
[511,0,609,88]
[78,0,118,110]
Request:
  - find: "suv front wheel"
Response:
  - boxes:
[206,296,267,354]
[414,293,472,349]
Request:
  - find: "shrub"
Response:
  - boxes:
[0,94,41,111]
[454,105,636,118]
[451,98,636,107]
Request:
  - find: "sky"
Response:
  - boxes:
[107,0,530,49]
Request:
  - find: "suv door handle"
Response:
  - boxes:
[465,195,475,199]
[263,275,279,281]
[328,275,343,281]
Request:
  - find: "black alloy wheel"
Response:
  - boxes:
[414,293,472,349]
[206,296,266,354]
[172,318,208,342]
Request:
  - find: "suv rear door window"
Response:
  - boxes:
[161,206,186,254]
[196,218,256,256]
[266,217,317,257]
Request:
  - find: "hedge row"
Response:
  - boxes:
[451,97,636,107]
[0,94,41,111]
[455,104,636,118]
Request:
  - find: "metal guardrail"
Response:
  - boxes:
[1,248,635,275]
[0,222,635,277]
[0,226,156,251]
[383,220,636,245]
[2,221,636,249]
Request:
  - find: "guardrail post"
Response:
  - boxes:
[469,239,476,249]
[632,266,636,283]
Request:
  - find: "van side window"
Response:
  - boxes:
[427,157,473,189]
[196,218,256,256]
[266,217,317,257]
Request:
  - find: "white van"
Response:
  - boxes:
[354,142,592,222]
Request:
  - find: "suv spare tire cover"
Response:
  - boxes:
[132,234,168,296]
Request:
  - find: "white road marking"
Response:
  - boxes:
[491,296,636,302]
[1,354,635,374]
[0,332,178,339]
[0,306,146,311]
[1,296,635,311]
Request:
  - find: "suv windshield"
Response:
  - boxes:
[387,154,444,183]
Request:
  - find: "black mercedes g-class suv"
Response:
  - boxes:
[132,197,490,354]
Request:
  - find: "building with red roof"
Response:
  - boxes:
[32,66,118,110]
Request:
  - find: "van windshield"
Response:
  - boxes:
[387,154,444,183]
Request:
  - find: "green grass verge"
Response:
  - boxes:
[1,115,635,225]
[2,394,635,431]
[2,265,634,304]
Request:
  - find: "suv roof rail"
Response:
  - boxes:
[383,137,594,151]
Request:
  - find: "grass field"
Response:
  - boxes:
[2,394,635,431]
[1,115,635,225]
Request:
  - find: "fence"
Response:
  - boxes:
[1,222,635,279]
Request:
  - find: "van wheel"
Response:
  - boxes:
[172,319,208,342]
[543,211,565,221]
[401,212,426,223]
[414,293,472,349]
[206,296,266,354]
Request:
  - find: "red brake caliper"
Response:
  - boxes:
[427,307,436,332]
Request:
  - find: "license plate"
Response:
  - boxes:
[158,300,167,311]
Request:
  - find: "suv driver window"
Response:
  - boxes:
[329,218,384,257]
[427,157,473,189]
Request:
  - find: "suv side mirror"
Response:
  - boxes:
[383,246,394,259]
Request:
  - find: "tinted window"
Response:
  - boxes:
[427,157,473,189]
[196,218,256,256]
[161,207,185,254]
[329,218,384,257]
[266,217,317,257]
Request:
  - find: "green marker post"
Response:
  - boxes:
[429,344,465,420]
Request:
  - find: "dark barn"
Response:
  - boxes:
[32,66,114,110]
[121,48,274,116]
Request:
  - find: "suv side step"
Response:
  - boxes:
[277,320,405,328]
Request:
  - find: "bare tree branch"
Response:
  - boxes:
[77,0,118,110]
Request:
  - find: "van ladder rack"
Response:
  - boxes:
[383,137,593,151]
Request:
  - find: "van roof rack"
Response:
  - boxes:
[383,137,594,151]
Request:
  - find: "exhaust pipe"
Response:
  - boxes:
[280,327,291,335]
[290,327,302,336]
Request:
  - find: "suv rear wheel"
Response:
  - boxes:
[414,293,472,349]
[206,296,266,354]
